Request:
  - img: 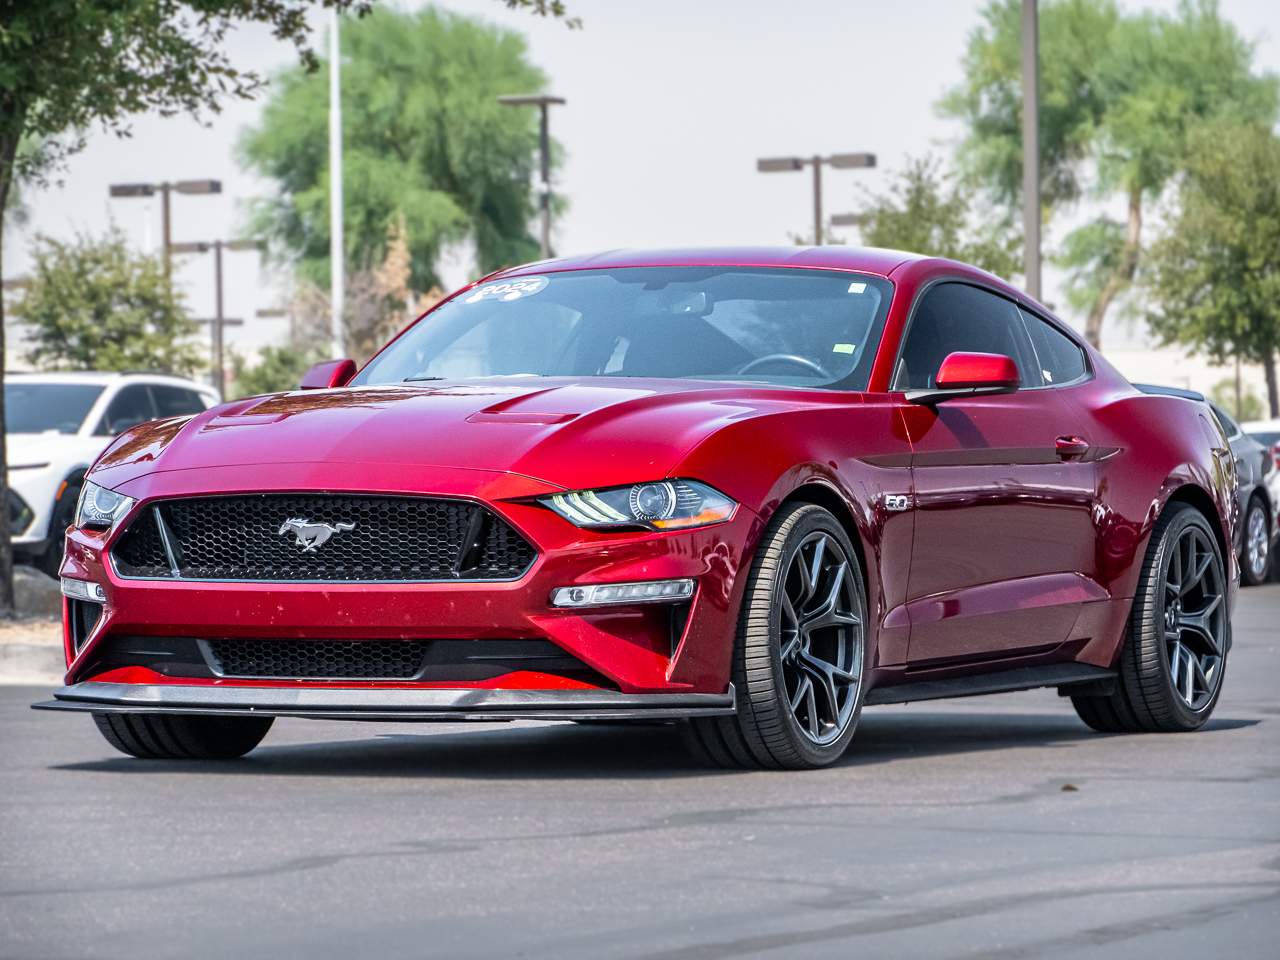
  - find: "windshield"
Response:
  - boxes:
[354,267,893,390]
[4,383,104,435]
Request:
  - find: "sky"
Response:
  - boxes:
[4,0,1279,375]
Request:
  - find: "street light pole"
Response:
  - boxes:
[329,8,345,358]
[757,153,876,245]
[172,239,265,399]
[497,94,567,259]
[108,179,221,281]
[1021,0,1041,300]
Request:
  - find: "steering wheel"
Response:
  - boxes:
[736,353,830,378]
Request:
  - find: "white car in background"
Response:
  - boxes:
[6,372,218,575]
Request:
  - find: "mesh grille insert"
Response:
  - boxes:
[111,494,536,582]
[207,638,431,679]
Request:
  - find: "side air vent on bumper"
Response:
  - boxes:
[111,494,536,582]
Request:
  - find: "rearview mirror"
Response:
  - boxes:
[906,352,1020,405]
[299,359,357,390]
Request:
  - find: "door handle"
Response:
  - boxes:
[1055,436,1090,460]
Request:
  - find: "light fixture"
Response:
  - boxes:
[550,578,696,608]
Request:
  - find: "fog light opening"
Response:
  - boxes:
[550,578,696,608]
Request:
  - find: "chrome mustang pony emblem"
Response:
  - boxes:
[277,517,356,553]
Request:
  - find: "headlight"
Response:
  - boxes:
[540,479,736,531]
[75,481,135,530]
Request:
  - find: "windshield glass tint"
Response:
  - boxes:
[355,267,892,390]
[4,383,104,435]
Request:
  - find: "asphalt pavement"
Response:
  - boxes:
[3,586,1278,959]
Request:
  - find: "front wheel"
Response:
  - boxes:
[93,713,274,759]
[684,503,868,769]
[1072,503,1228,733]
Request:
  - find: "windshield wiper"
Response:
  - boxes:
[404,375,446,382]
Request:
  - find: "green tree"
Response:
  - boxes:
[0,0,372,615]
[240,7,555,292]
[1209,378,1264,423]
[13,231,203,375]
[849,155,1021,279]
[941,0,1277,347]
[1145,123,1280,417]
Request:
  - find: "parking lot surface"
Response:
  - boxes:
[3,585,1278,959]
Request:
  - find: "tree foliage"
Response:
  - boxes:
[0,0,375,614]
[851,155,1021,280]
[940,0,1278,346]
[1145,123,1280,416]
[230,345,324,398]
[12,230,204,376]
[240,7,555,291]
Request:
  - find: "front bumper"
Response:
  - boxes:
[55,463,762,697]
[34,681,736,721]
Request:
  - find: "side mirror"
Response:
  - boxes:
[906,351,1020,405]
[299,359,357,390]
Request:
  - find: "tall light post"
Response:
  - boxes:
[172,239,265,399]
[107,179,222,280]
[1021,0,1041,300]
[329,8,345,358]
[497,93,567,259]
[756,153,876,245]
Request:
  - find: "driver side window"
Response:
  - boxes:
[95,384,156,436]
[894,283,1035,390]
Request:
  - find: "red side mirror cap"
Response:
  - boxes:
[299,359,357,390]
[934,352,1021,391]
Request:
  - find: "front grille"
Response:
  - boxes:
[111,494,536,582]
[208,638,430,679]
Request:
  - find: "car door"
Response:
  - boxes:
[894,282,1099,668]
[95,384,158,436]
[149,384,211,418]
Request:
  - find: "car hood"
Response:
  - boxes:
[89,378,828,491]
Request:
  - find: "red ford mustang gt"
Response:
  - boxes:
[35,247,1238,769]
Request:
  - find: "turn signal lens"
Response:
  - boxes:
[540,480,735,531]
[60,578,107,603]
[550,578,696,608]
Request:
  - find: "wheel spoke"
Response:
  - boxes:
[1178,604,1221,655]
[803,683,820,738]
[789,674,812,712]
[780,634,801,664]
[1183,550,1211,597]
[804,537,827,605]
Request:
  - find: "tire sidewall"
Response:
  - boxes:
[762,506,869,766]
[1143,507,1228,727]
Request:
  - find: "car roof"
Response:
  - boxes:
[6,371,216,393]
[490,245,929,280]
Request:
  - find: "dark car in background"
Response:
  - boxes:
[1137,385,1276,585]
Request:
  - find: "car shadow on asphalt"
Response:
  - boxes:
[52,710,1260,780]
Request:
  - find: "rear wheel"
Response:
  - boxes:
[92,713,273,759]
[684,503,867,769]
[1071,503,1228,733]
[1241,495,1271,586]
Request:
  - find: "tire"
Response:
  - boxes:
[684,503,868,769]
[1071,502,1228,733]
[1241,495,1271,586]
[38,482,80,578]
[92,713,273,759]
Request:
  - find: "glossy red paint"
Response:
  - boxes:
[52,247,1238,714]
[934,351,1021,390]
[299,358,356,390]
